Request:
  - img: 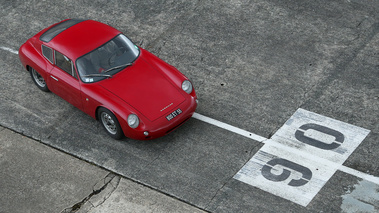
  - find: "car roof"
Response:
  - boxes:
[41,19,121,60]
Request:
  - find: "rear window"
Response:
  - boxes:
[40,19,85,42]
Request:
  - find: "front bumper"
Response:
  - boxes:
[121,96,198,140]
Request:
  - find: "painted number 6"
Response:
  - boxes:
[262,158,312,186]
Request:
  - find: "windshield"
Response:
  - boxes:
[76,34,140,83]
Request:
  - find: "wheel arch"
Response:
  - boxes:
[97,106,125,139]
[95,106,104,121]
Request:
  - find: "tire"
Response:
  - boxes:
[98,108,124,139]
[30,67,49,92]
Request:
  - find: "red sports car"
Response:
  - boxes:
[19,19,197,140]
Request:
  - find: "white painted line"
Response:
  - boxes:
[339,165,379,185]
[268,139,379,185]
[265,139,341,169]
[192,112,267,142]
[0,46,18,54]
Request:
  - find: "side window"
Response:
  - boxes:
[42,45,53,63]
[55,51,76,78]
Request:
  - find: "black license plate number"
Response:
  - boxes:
[166,109,182,121]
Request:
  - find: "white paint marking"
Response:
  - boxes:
[0,46,19,54]
[339,165,379,185]
[235,140,339,206]
[265,139,341,169]
[192,112,267,142]
[271,108,370,164]
[233,108,375,206]
[193,110,378,206]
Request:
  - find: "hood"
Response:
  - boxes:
[99,57,185,121]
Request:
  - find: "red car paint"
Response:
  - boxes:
[19,19,197,140]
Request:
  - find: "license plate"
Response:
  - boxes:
[166,108,182,121]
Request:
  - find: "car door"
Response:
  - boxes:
[49,50,83,110]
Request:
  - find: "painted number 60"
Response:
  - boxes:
[261,123,345,186]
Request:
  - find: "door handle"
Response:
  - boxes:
[50,75,58,81]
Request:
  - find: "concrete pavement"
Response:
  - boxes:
[1,0,378,212]
[0,126,205,213]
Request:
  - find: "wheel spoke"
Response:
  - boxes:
[31,68,46,87]
[101,112,117,135]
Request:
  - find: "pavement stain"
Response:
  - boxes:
[341,179,379,213]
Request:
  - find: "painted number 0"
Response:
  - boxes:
[295,123,345,150]
[261,123,345,186]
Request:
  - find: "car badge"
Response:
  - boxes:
[160,103,173,112]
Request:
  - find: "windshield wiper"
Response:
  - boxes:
[82,73,112,78]
[103,63,133,74]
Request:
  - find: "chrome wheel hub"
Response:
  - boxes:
[101,112,117,135]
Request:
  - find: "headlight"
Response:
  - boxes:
[182,80,193,94]
[127,114,139,128]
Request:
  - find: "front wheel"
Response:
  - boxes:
[98,108,124,140]
[30,67,49,92]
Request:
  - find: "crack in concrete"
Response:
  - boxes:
[205,178,230,211]
[61,172,121,213]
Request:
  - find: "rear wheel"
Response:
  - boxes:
[30,67,49,92]
[98,108,124,140]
